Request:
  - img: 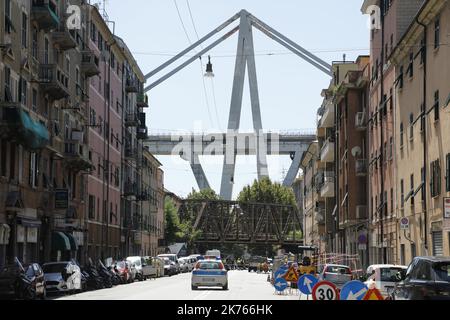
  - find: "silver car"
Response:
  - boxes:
[191,259,228,290]
[319,264,353,289]
[43,261,82,294]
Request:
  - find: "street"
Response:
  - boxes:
[56,271,304,301]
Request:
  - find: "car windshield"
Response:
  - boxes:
[380,268,406,282]
[164,259,171,266]
[43,264,66,273]
[326,266,351,274]
[116,261,126,269]
[198,262,221,270]
[433,262,450,282]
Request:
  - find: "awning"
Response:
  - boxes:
[5,107,50,149]
[64,232,78,251]
[52,231,71,251]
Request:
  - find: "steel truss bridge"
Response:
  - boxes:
[144,10,331,200]
[178,200,303,245]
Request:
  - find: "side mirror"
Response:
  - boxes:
[395,272,404,281]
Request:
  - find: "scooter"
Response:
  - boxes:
[13,258,36,300]
[97,260,113,288]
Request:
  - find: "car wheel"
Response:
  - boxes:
[191,285,197,290]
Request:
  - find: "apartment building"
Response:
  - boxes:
[361,0,424,265]
[334,56,370,268]
[0,0,93,266]
[391,0,450,263]
[300,142,327,252]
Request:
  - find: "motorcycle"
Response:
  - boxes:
[108,265,122,286]
[83,258,104,290]
[13,258,37,300]
[97,260,113,288]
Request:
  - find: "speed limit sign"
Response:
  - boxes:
[312,281,340,300]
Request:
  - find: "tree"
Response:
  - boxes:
[186,188,221,201]
[164,197,180,244]
[237,177,297,207]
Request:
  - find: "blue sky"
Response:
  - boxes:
[103,0,369,199]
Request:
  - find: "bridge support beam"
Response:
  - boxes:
[190,154,211,191]
[283,148,305,187]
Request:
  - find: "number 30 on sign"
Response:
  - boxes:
[312,281,340,301]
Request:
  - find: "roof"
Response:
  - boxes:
[367,264,408,269]
[415,256,450,262]
[168,243,187,255]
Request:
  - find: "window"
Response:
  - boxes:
[397,66,404,89]
[22,12,28,48]
[420,38,425,65]
[434,90,440,121]
[400,123,404,148]
[29,152,39,188]
[420,103,425,132]
[430,159,441,198]
[390,188,394,214]
[91,22,97,42]
[400,244,406,266]
[19,78,27,105]
[421,167,425,201]
[432,231,443,256]
[32,89,37,112]
[389,137,393,160]
[0,140,6,177]
[409,113,414,140]
[44,38,49,64]
[389,88,393,110]
[446,154,450,192]
[5,0,12,33]
[32,28,38,59]
[411,243,416,260]
[435,17,440,49]
[400,179,404,208]
[407,52,413,78]
[88,195,95,219]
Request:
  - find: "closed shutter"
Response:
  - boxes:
[432,231,443,256]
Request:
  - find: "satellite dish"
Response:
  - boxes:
[351,146,362,158]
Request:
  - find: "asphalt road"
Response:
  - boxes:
[56,270,306,300]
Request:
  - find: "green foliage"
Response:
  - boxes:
[237,177,297,207]
[186,188,221,200]
[164,197,180,244]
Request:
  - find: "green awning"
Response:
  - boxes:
[18,110,50,149]
[4,107,50,150]
[64,232,78,251]
[52,231,71,251]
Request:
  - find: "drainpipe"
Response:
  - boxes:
[416,17,428,255]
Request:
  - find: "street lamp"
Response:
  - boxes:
[204,56,214,78]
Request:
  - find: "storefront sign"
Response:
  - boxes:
[444,198,450,219]
[134,232,141,244]
[55,189,69,209]
[27,227,38,243]
[17,225,25,243]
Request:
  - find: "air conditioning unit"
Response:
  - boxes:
[356,205,367,220]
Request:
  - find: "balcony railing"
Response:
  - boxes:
[125,79,139,93]
[39,64,70,100]
[320,138,335,163]
[355,159,368,176]
[356,205,368,220]
[125,147,137,159]
[52,23,77,50]
[320,173,335,198]
[31,0,59,31]
[64,141,93,171]
[125,113,139,127]
[318,101,335,129]
[123,181,139,197]
[137,93,149,108]
[81,50,100,77]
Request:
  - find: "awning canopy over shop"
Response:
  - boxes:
[52,232,71,251]
[64,232,78,251]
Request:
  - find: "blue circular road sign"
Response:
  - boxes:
[297,274,319,295]
[340,281,369,300]
[274,278,288,292]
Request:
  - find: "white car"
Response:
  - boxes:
[191,259,228,290]
[43,261,82,294]
[158,254,180,274]
[127,256,157,280]
[364,264,408,296]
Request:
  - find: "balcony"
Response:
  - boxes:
[52,23,77,50]
[64,141,93,172]
[123,181,139,197]
[320,173,335,198]
[125,113,139,127]
[320,138,335,163]
[137,93,149,108]
[125,147,137,160]
[39,64,70,100]
[318,101,335,128]
[81,50,100,77]
[356,205,368,220]
[137,191,150,202]
[125,79,139,93]
[355,159,368,176]
[137,126,148,140]
[355,112,367,131]
[31,0,60,31]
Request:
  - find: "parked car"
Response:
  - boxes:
[43,261,82,294]
[364,264,407,297]
[391,256,450,300]
[158,254,180,274]
[178,258,190,273]
[141,257,158,279]
[127,256,156,281]
[126,261,138,283]
[162,257,177,276]
[319,264,353,289]
[191,259,228,290]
